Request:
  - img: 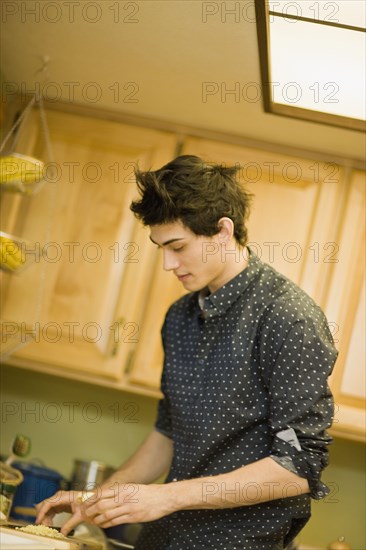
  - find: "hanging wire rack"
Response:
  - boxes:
[0,89,57,359]
[0,94,52,195]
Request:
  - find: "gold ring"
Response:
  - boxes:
[75,491,95,503]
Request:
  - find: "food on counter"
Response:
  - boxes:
[0,234,26,272]
[15,525,67,539]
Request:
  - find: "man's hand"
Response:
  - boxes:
[35,490,89,536]
[35,431,174,535]
[83,483,174,528]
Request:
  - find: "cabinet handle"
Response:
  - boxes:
[110,317,125,357]
[124,350,135,375]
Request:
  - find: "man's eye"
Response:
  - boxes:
[173,246,184,252]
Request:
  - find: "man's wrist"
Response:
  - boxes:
[163,478,205,513]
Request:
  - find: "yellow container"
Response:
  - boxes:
[0,153,45,194]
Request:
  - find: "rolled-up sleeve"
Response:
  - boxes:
[259,307,338,500]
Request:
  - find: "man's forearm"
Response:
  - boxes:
[79,455,310,529]
[102,430,173,488]
[164,456,310,512]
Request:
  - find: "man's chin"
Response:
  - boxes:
[179,277,200,291]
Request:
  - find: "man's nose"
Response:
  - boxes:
[163,249,179,271]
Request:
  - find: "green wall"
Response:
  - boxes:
[1,365,365,549]
[297,436,365,550]
[0,366,158,477]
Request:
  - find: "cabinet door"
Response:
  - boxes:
[180,137,341,294]
[127,249,186,389]
[178,139,365,441]
[322,170,365,441]
[1,110,177,380]
[126,137,342,392]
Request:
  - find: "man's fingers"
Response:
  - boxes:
[97,513,131,528]
[35,490,77,525]
[82,489,113,509]
[84,494,123,518]
[35,501,56,525]
[60,510,83,536]
[92,508,131,527]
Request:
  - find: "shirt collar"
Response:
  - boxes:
[197,248,262,318]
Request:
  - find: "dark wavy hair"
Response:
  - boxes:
[130,155,252,246]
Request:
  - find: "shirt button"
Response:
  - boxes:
[317,490,324,497]
[198,359,204,365]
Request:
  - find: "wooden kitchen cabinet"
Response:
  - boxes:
[181,136,342,292]
[127,137,336,390]
[180,137,365,441]
[1,109,177,390]
[101,137,366,418]
[321,170,365,441]
[2,111,365,438]
[127,249,186,388]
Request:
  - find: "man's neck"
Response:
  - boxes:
[208,246,249,293]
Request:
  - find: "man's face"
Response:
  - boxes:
[149,220,233,293]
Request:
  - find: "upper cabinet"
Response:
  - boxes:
[321,170,365,441]
[180,137,343,293]
[1,110,177,389]
[180,137,365,441]
[127,250,185,388]
[1,111,365,439]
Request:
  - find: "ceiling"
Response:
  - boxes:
[1,0,365,163]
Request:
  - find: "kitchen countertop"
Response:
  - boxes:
[0,522,105,549]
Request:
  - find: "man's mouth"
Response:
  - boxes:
[176,273,190,281]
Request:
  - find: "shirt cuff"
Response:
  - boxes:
[270,454,330,500]
[154,425,173,439]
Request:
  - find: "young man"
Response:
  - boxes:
[36,156,337,550]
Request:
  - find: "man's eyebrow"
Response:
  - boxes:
[149,236,185,246]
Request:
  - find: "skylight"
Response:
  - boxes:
[255,1,366,131]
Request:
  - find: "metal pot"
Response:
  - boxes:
[70,459,115,491]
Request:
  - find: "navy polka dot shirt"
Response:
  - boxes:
[135,250,337,550]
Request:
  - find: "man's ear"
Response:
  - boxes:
[217,217,234,243]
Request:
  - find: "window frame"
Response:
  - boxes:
[255,1,366,132]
